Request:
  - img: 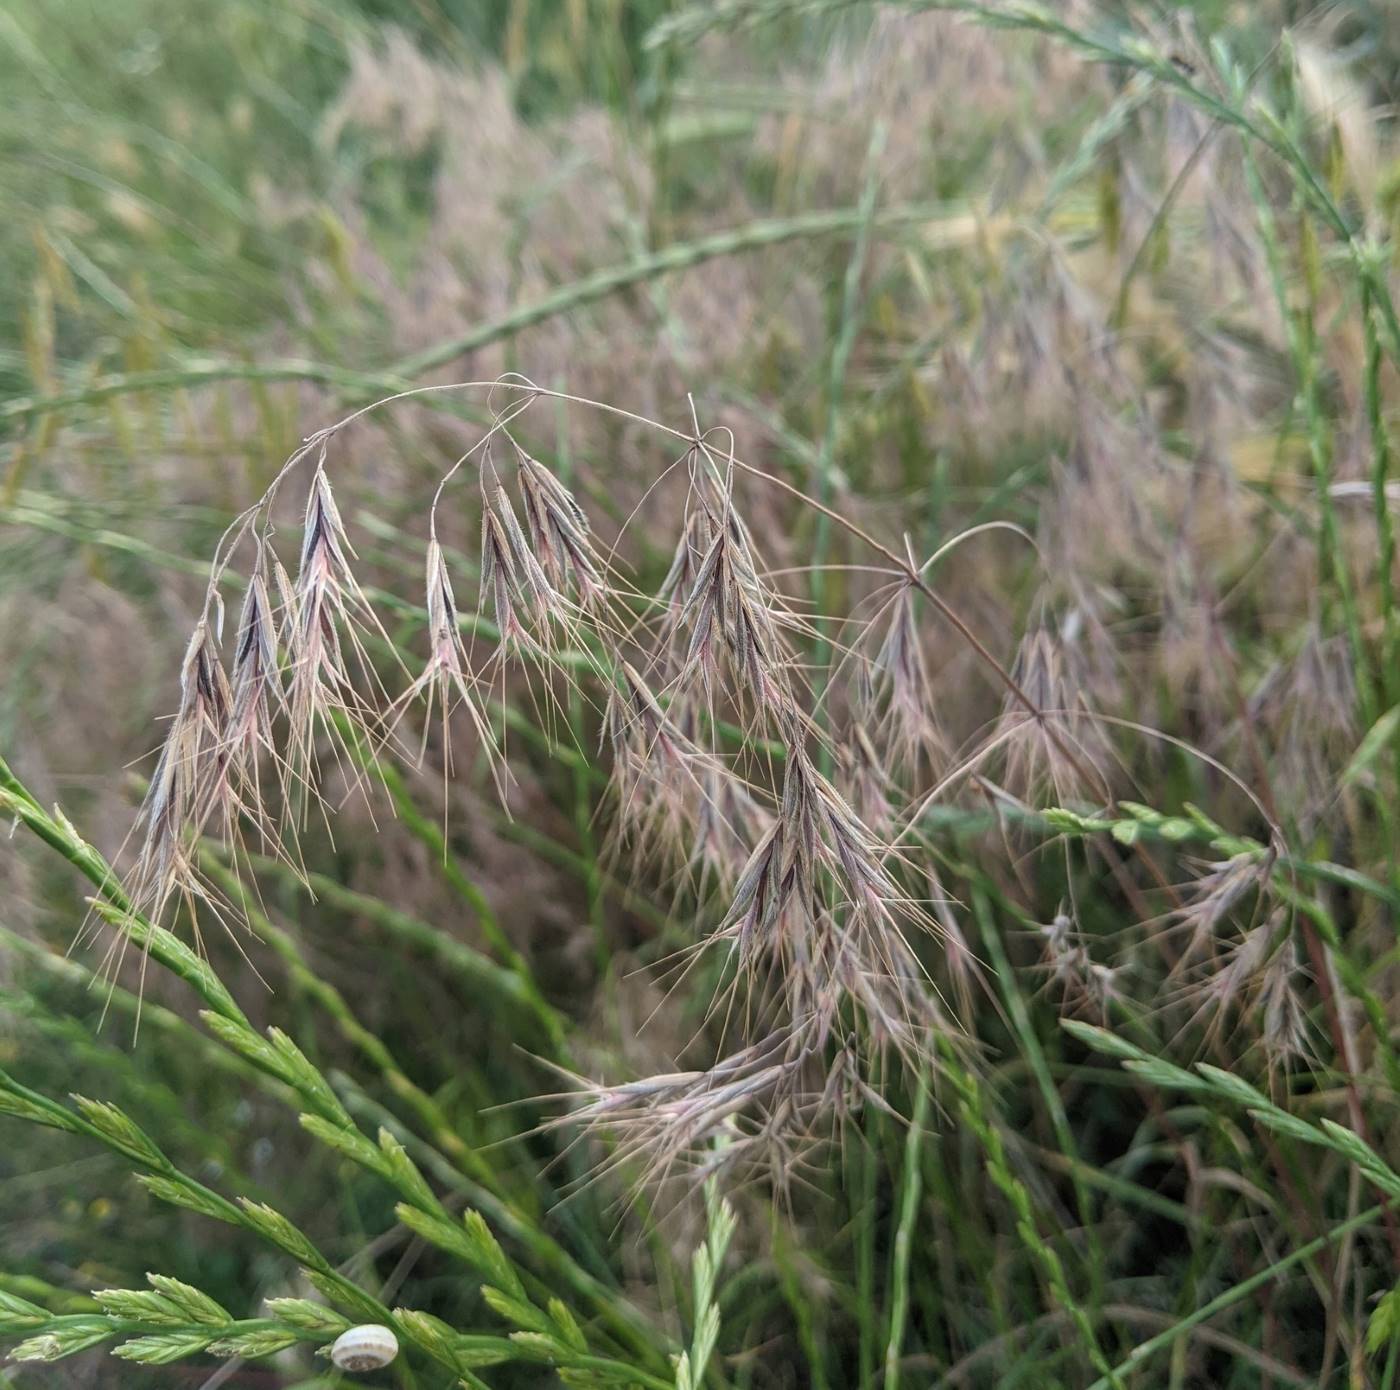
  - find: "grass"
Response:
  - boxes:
[3,1,1400,1387]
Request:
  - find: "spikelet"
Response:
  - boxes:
[480,473,563,657]
[661,480,802,723]
[859,583,946,769]
[216,563,285,850]
[129,613,233,926]
[391,537,502,791]
[284,462,387,809]
[994,623,1112,803]
[514,445,606,609]
[602,662,767,894]
[708,741,945,1072]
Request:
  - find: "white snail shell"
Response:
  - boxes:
[330,1324,399,1372]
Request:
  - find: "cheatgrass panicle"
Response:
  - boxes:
[1184,908,1309,1066]
[993,621,1113,804]
[1249,627,1358,825]
[1034,909,1122,1020]
[706,741,949,1072]
[1164,851,1271,976]
[660,471,804,723]
[224,565,283,823]
[480,475,557,655]
[836,724,894,833]
[857,581,947,770]
[551,1027,881,1195]
[113,379,991,1182]
[602,662,769,896]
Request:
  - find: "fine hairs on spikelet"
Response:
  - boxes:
[514,442,607,611]
[1182,908,1312,1069]
[1033,909,1122,1021]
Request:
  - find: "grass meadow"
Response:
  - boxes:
[5,1,1400,1386]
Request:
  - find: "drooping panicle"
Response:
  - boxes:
[1166,851,1270,974]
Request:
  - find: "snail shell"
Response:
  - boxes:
[330,1324,399,1372]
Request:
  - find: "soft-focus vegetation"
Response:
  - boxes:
[6,1,1400,1386]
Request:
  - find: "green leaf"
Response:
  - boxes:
[1369,1287,1400,1355]
[200,1014,298,1089]
[1060,1020,1150,1062]
[0,1289,47,1328]
[1319,1119,1385,1169]
[301,1268,386,1325]
[1182,802,1225,836]
[1247,1108,1324,1145]
[1194,1064,1268,1109]
[1319,1121,1400,1197]
[508,1328,569,1361]
[391,1308,462,1367]
[300,1113,384,1172]
[1342,705,1400,788]
[395,1202,480,1266]
[1156,817,1197,842]
[548,1297,587,1352]
[452,1334,518,1368]
[378,1128,437,1210]
[557,1365,645,1385]
[1117,801,1158,821]
[1042,808,1113,836]
[0,1083,70,1129]
[10,1320,114,1360]
[266,1028,352,1124]
[1122,1058,1208,1093]
[463,1211,523,1298]
[8,1334,65,1362]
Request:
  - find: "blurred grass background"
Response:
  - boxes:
[7,1,1400,1386]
